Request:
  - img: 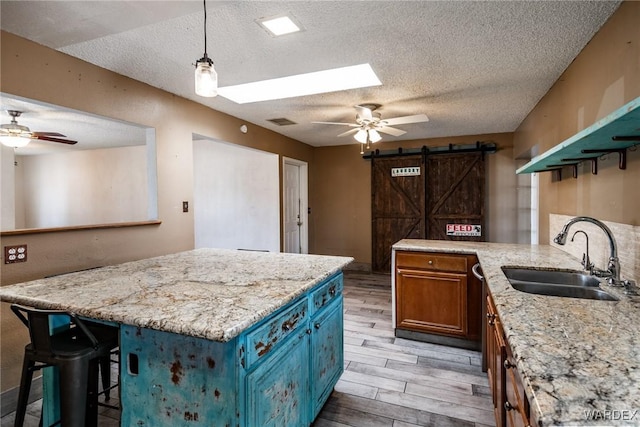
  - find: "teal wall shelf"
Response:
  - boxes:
[517,97,640,176]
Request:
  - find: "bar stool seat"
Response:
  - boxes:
[11,304,119,427]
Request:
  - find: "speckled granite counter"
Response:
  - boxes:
[0,248,353,342]
[393,240,640,426]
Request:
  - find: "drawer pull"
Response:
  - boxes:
[486,313,496,325]
[314,323,321,329]
[504,359,515,369]
[329,287,337,296]
[428,260,433,265]
[282,323,292,332]
[504,401,515,411]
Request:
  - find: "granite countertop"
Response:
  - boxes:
[393,239,640,426]
[0,248,353,342]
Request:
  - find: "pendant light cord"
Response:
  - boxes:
[203,0,208,57]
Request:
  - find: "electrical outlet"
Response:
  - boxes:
[5,244,27,264]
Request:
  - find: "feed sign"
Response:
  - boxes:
[446,224,482,237]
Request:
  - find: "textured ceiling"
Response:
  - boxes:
[0,1,621,148]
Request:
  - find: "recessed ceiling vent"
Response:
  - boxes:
[267,118,297,126]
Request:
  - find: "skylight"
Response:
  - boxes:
[258,16,301,36]
[217,64,382,104]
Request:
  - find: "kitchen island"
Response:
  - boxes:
[0,248,353,426]
[392,240,640,426]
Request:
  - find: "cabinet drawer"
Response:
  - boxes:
[245,298,308,368]
[396,251,467,273]
[310,275,343,315]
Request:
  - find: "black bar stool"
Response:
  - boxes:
[11,304,119,427]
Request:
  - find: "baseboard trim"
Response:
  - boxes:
[395,329,481,351]
[1,376,42,417]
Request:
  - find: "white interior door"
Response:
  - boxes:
[283,158,308,254]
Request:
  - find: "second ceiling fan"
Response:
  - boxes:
[0,110,77,148]
[313,104,429,148]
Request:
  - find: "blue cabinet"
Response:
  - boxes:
[246,329,309,426]
[310,297,343,419]
[120,326,239,426]
[120,273,344,427]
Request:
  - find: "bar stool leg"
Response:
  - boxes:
[14,356,35,427]
[99,355,111,401]
[58,359,89,427]
[85,358,101,427]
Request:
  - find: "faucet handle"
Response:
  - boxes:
[581,254,592,271]
[622,280,639,296]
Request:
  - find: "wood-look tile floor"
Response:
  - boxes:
[2,272,494,427]
[313,272,494,427]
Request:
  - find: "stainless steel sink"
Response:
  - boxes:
[501,267,619,301]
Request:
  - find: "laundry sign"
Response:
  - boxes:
[391,167,421,177]
[446,224,482,237]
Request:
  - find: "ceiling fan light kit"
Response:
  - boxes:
[0,110,32,148]
[0,110,78,148]
[313,104,429,152]
[0,134,31,148]
[194,0,218,98]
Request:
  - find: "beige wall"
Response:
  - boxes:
[513,1,640,243]
[0,31,314,392]
[310,133,518,266]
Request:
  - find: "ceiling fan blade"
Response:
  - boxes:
[312,121,358,127]
[32,131,67,137]
[377,126,407,137]
[355,106,373,121]
[33,135,78,145]
[337,128,360,137]
[382,114,429,126]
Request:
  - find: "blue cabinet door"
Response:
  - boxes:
[119,325,239,427]
[310,297,344,418]
[246,330,310,427]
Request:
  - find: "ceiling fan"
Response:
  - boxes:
[0,110,77,148]
[313,104,429,147]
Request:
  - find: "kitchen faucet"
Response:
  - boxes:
[553,216,622,285]
[571,230,594,274]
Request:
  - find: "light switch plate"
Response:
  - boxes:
[5,244,27,264]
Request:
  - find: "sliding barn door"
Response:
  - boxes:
[425,153,485,241]
[371,151,486,273]
[371,156,425,273]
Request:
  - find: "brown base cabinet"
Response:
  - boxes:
[395,251,482,342]
[485,285,533,427]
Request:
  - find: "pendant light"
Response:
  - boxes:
[194,0,218,97]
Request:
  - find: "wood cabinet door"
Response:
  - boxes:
[371,155,425,272]
[246,331,309,427]
[310,298,344,419]
[425,152,485,241]
[486,294,506,427]
[396,268,467,336]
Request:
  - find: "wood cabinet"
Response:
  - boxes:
[485,286,533,427]
[504,344,531,427]
[394,251,482,344]
[121,273,344,427]
[486,289,506,427]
